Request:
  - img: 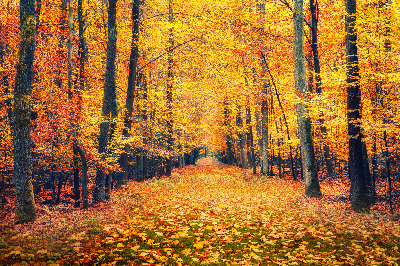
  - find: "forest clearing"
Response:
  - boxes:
[0,158,399,265]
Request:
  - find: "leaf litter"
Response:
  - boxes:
[1,157,400,265]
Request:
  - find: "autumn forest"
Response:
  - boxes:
[1,0,400,264]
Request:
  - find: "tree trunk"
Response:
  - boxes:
[94,0,118,203]
[56,0,67,88]
[261,88,269,177]
[56,172,62,204]
[237,109,247,168]
[246,104,256,174]
[165,0,174,177]
[371,133,378,202]
[118,0,141,189]
[76,145,88,209]
[345,0,370,212]
[293,0,321,197]
[13,0,38,224]
[77,0,85,93]
[224,101,234,165]
[309,0,335,178]
[67,0,73,99]
[73,146,80,208]
[383,131,393,213]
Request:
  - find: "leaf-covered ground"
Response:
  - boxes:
[1,158,400,265]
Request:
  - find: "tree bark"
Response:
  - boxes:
[118,0,141,188]
[293,0,321,197]
[261,86,269,177]
[345,0,370,211]
[94,0,118,203]
[73,145,80,208]
[224,101,234,165]
[165,0,174,177]
[14,0,38,224]
[76,144,88,209]
[246,103,256,174]
[309,0,335,178]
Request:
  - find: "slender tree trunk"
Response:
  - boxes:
[371,133,378,202]
[383,131,393,213]
[73,146,80,208]
[13,0,38,224]
[237,109,247,168]
[118,0,141,189]
[165,0,174,177]
[293,0,321,197]
[77,0,85,93]
[224,101,234,165]
[56,173,62,204]
[307,0,335,178]
[67,0,73,99]
[246,103,256,174]
[345,0,370,211]
[261,97,269,177]
[94,0,118,203]
[76,145,88,209]
[260,54,296,179]
[56,0,67,88]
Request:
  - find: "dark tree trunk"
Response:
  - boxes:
[224,101,234,165]
[56,0,67,88]
[310,0,335,178]
[261,87,269,177]
[293,0,321,197]
[371,133,378,202]
[13,0,38,224]
[246,104,256,174]
[237,108,247,168]
[56,172,62,204]
[118,0,140,189]
[67,0,73,99]
[77,0,85,93]
[383,131,393,213]
[73,146,80,208]
[76,145,88,209]
[165,0,174,177]
[345,0,370,212]
[94,0,118,203]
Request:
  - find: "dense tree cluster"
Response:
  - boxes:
[0,0,399,223]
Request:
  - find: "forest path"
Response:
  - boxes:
[1,160,400,265]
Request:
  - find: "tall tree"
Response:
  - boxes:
[345,0,370,212]
[293,0,321,197]
[118,0,141,189]
[309,0,335,178]
[94,0,118,203]
[165,0,174,177]
[257,0,269,177]
[13,0,38,224]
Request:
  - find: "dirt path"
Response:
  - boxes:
[1,162,400,265]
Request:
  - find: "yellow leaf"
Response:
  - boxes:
[147,239,154,245]
[159,256,168,262]
[193,242,204,249]
[205,225,213,230]
[131,245,140,251]
[181,248,191,255]
[116,243,125,248]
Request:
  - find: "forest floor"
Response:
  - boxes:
[1,158,400,265]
